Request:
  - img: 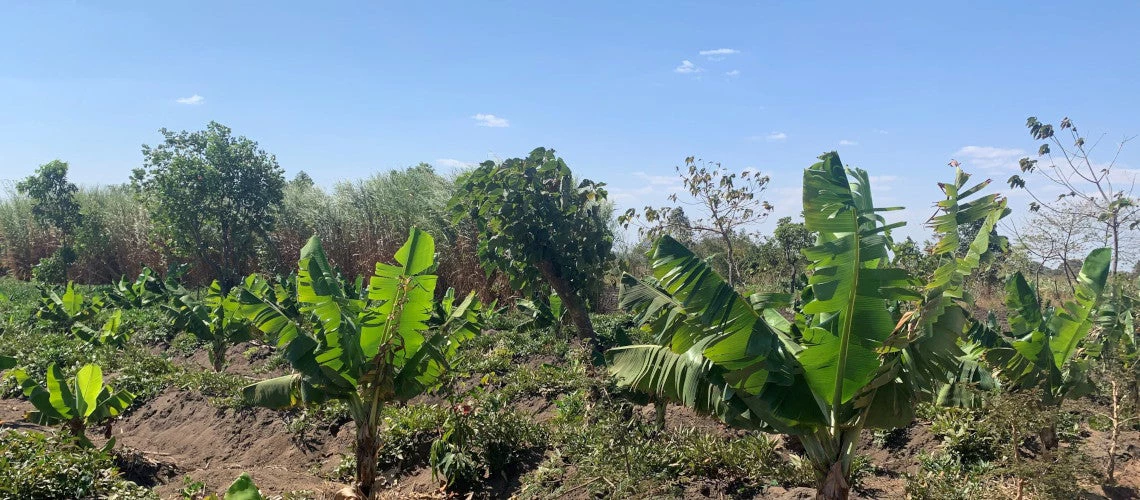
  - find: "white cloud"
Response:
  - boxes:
[839,139,858,146]
[873,128,889,135]
[699,48,740,60]
[725,69,740,76]
[472,113,509,128]
[175,94,204,105]
[435,158,475,169]
[765,132,787,142]
[953,146,1026,171]
[869,175,898,192]
[699,48,739,56]
[674,60,703,74]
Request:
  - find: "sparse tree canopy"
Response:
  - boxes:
[1008,116,1137,275]
[133,121,286,290]
[619,157,773,287]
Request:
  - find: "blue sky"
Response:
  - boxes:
[2,1,1138,243]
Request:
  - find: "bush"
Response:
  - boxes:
[0,429,155,499]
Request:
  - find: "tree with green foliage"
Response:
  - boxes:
[609,154,1009,499]
[619,157,773,288]
[239,229,483,498]
[17,160,83,282]
[450,147,613,346]
[133,122,286,291]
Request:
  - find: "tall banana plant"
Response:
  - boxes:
[238,229,481,499]
[609,153,1008,499]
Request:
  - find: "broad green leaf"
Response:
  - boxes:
[224,473,264,500]
[75,364,103,418]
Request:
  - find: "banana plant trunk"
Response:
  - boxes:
[355,417,379,498]
[818,461,850,500]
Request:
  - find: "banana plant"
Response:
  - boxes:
[12,363,134,449]
[167,281,255,372]
[34,281,103,328]
[238,229,481,498]
[72,309,129,347]
[972,247,1111,448]
[109,267,165,308]
[609,154,1008,499]
[515,291,565,335]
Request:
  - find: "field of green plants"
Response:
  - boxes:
[1,119,1138,500]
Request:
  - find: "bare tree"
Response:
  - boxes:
[1008,116,1138,275]
[618,157,772,287]
[1005,199,1100,292]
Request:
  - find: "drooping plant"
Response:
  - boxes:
[238,229,482,498]
[12,363,135,449]
[167,281,256,373]
[608,153,1009,499]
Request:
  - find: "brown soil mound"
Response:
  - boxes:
[114,388,349,497]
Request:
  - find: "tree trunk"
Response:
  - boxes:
[1108,381,1120,483]
[817,460,849,500]
[1039,423,1058,450]
[720,232,738,288]
[536,260,597,347]
[356,420,379,498]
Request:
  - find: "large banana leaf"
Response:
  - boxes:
[984,248,1111,401]
[799,153,918,410]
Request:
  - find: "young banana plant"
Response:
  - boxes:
[515,291,565,335]
[34,281,103,328]
[972,247,1111,448]
[609,154,1009,499]
[167,281,255,372]
[72,309,129,347]
[238,228,482,498]
[12,363,134,449]
[110,267,165,308]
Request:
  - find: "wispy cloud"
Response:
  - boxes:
[869,175,898,192]
[175,94,204,105]
[873,128,889,135]
[766,132,787,142]
[699,48,739,56]
[674,60,703,74]
[725,69,740,77]
[435,158,475,169]
[839,139,858,146]
[953,146,1026,171]
[472,113,509,128]
[699,48,740,61]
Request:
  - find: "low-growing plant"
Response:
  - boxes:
[12,363,134,448]
[0,429,156,499]
[430,400,549,493]
[72,309,130,346]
